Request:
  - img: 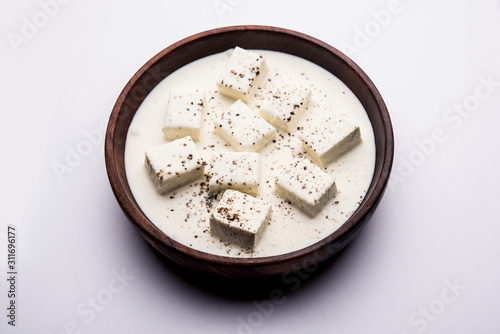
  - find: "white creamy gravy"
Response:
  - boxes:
[124,50,376,257]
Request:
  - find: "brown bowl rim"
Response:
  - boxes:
[105,25,394,272]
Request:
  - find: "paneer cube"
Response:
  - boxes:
[210,190,271,249]
[216,47,268,102]
[275,158,337,217]
[214,100,276,152]
[298,116,361,167]
[207,152,261,196]
[258,84,311,132]
[162,89,205,141]
[144,136,205,195]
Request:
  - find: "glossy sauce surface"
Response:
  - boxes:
[124,50,376,257]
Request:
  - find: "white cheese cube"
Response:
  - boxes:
[275,158,337,217]
[298,116,361,167]
[216,47,268,102]
[214,100,276,152]
[207,152,261,196]
[144,136,205,195]
[210,190,271,249]
[258,84,311,132]
[162,89,204,141]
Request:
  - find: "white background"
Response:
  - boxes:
[1,0,500,333]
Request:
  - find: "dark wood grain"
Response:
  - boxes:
[105,25,394,279]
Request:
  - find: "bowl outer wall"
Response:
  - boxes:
[105,25,394,279]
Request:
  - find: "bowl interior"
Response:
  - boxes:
[105,26,393,278]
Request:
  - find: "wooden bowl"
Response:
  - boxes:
[105,25,394,279]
